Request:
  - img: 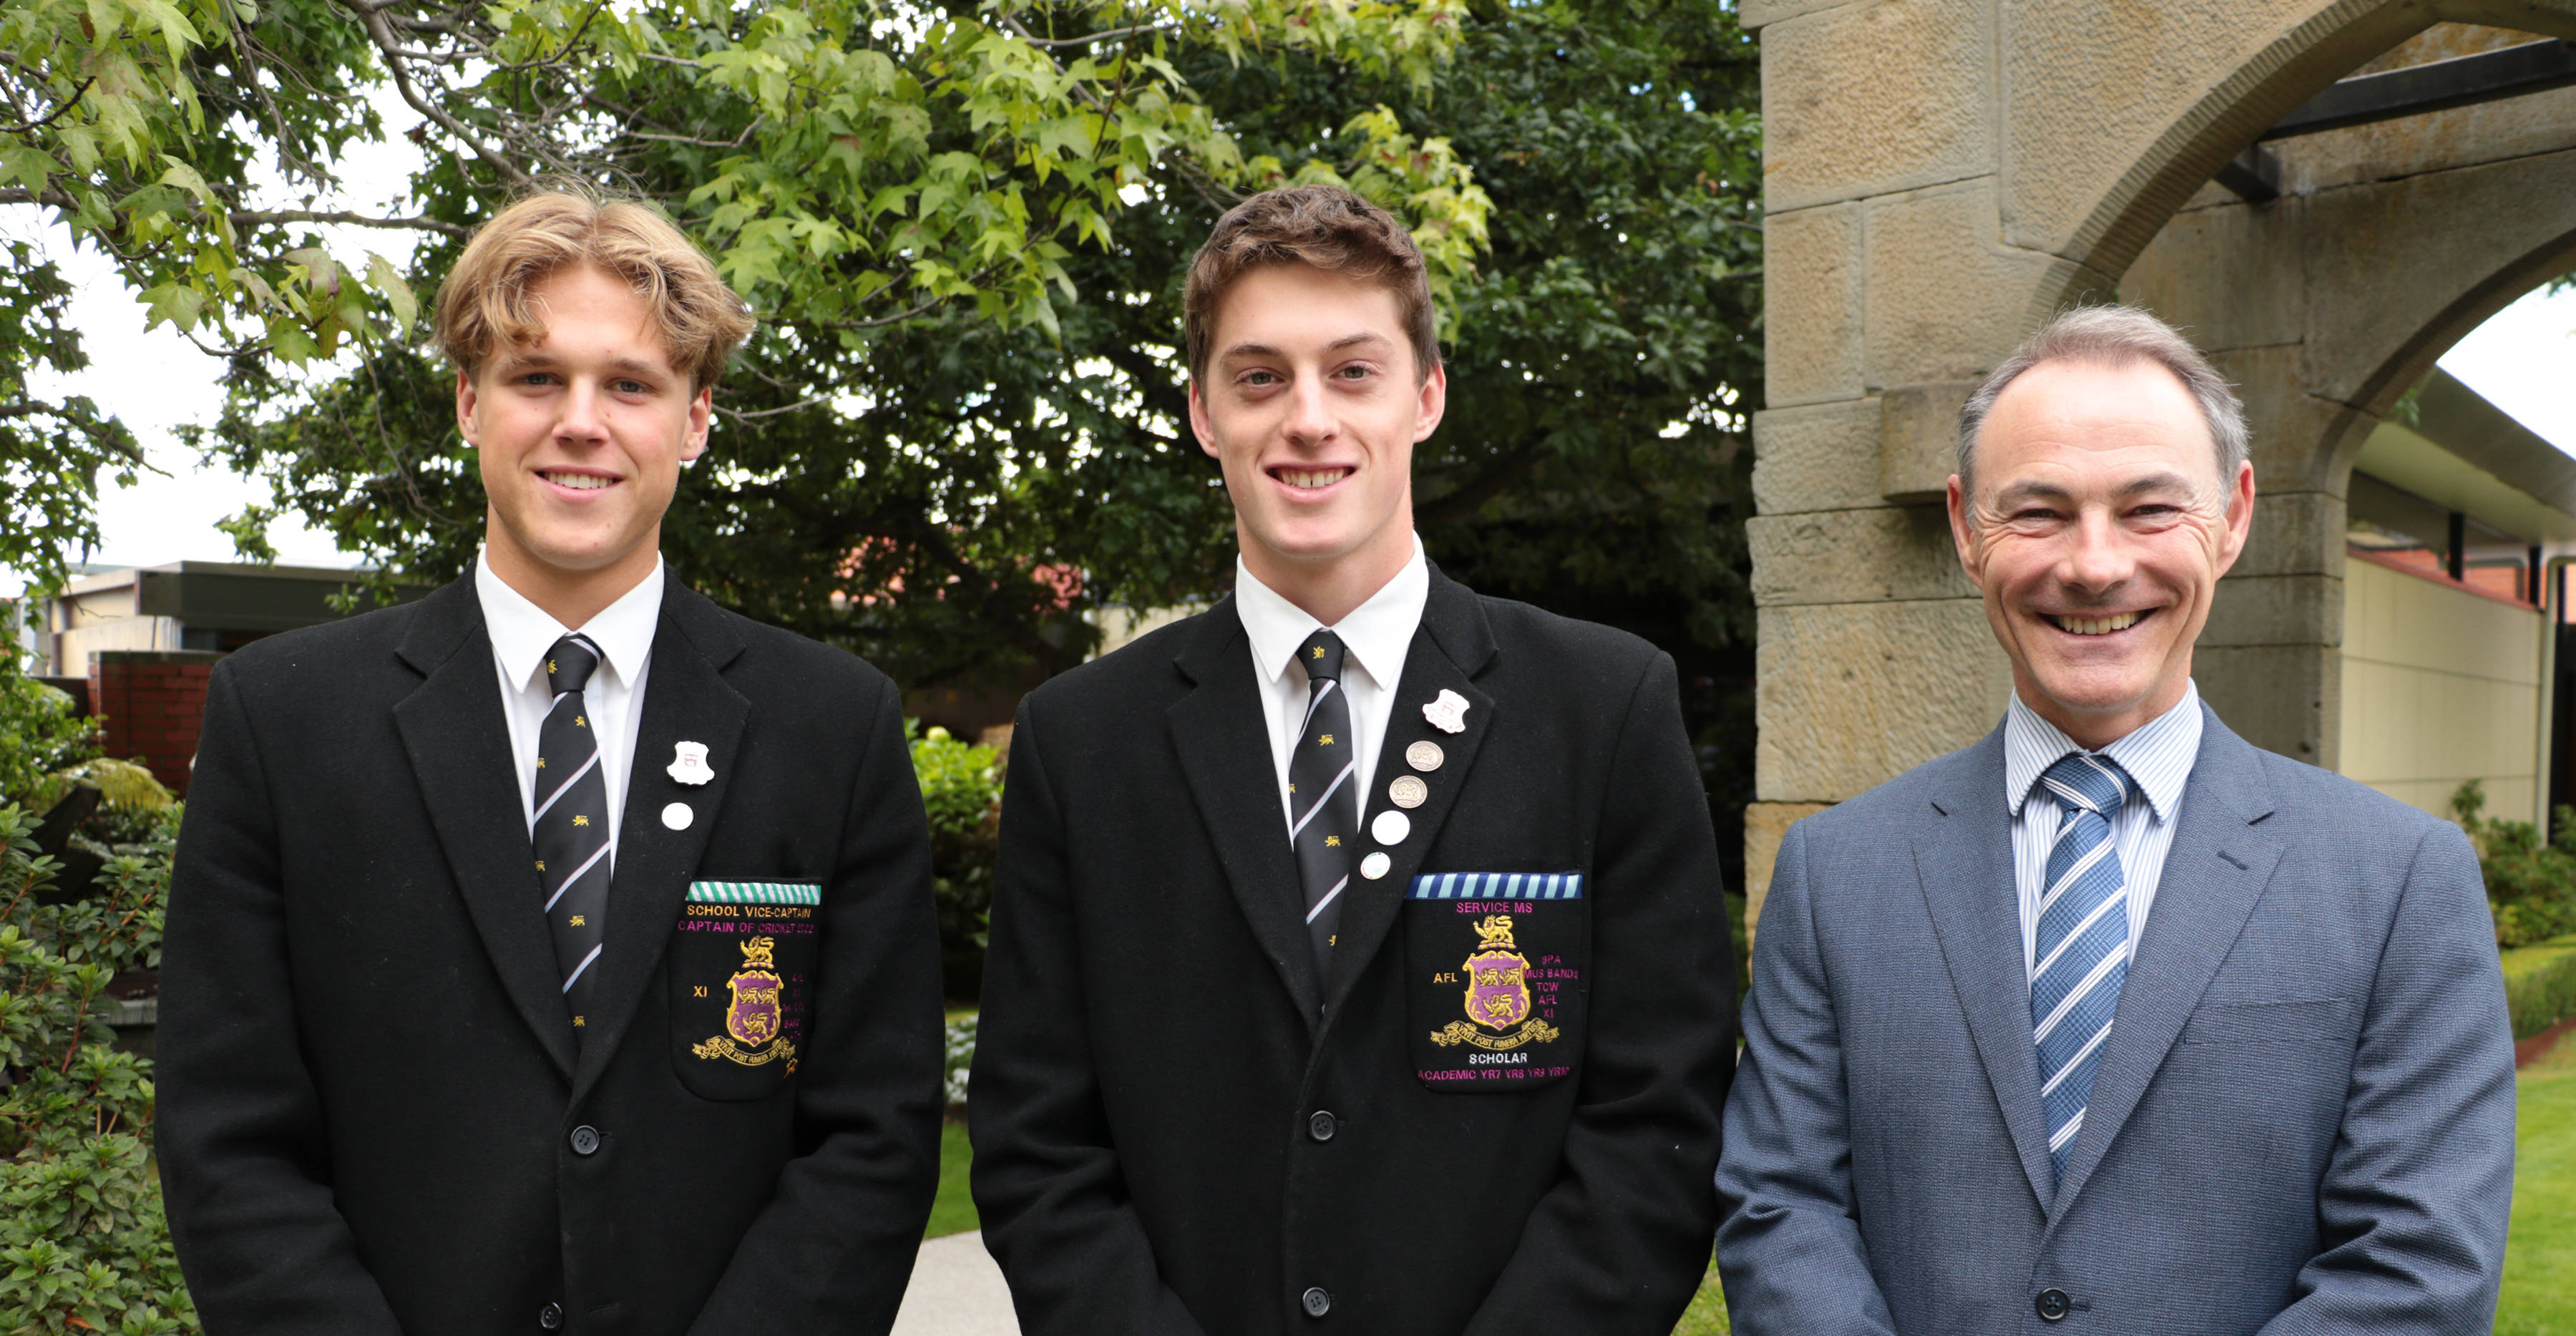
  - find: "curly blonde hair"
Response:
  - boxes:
[435,190,753,391]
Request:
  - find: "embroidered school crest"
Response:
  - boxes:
[1430,914,1561,1050]
[691,936,798,1067]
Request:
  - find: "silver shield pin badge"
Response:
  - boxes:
[1423,689,1471,735]
[668,741,715,786]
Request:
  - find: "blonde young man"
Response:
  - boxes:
[159,193,945,1335]
[1717,306,2514,1334]
[969,184,1737,1335]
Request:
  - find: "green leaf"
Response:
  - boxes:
[366,253,416,331]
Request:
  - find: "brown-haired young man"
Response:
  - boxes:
[158,191,945,1335]
[969,182,1737,1334]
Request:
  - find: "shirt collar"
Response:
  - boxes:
[474,552,666,694]
[2004,679,2203,823]
[1234,533,1429,691]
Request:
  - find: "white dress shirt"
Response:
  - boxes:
[2005,680,2205,980]
[1236,535,1430,834]
[477,553,665,855]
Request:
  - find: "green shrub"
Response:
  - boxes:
[910,723,1005,1003]
[0,803,193,1333]
[2451,780,2576,947]
[2504,938,2576,1041]
[0,672,97,811]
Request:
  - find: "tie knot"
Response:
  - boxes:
[2039,751,2131,819]
[546,633,603,696]
[1296,630,1347,683]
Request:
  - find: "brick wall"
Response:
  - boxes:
[89,650,224,797]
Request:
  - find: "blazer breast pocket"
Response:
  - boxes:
[670,879,821,1101]
[1404,872,1589,1094]
[2177,996,2356,1048]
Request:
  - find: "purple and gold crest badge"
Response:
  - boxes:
[1430,914,1561,1051]
[691,936,799,1068]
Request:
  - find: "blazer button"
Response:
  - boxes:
[1308,1111,1337,1142]
[569,1125,602,1156]
[1301,1286,1332,1317]
[2036,1288,2071,1322]
[539,1301,565,1330]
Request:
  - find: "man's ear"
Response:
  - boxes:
[1412,363,1448,443]
[455,368,480,447]
[2213,459,2256,577]
[1189,380,1219,459]
[1946,474,1984,587]
[681,384,713,463]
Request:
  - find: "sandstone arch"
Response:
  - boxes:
[1746,0,2576,917]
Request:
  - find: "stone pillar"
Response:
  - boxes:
[89,650,223,797]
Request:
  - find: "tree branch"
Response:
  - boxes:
[230,208,466,235]
[333,0,531,187]
[1013,21,1178,48]
[0,78,92,135]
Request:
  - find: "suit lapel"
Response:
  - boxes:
[1169,600,1323,1023]
[2049,708,2281,1216]
[393,578,577,1081]
[573,584,750,1100]
[1913,729,2056,1209]
[1322,572,1497,1013]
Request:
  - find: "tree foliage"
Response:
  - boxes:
[9,0,1763,849]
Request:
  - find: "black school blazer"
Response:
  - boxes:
[158,574,943,1336]
[970,567,1737,1335]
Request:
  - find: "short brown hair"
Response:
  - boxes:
[434,190,754,391]
[1184,184,1440,383]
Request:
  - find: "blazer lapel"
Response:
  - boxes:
[574,584,750,1100]
[1913,728,2057,1209]
[392,578,577,1081]
[1169,600,1322,1023]
[2049,708,2281,1216]
[1322,571,1498,1013]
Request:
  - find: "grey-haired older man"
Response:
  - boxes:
[1717,306,2514,1334]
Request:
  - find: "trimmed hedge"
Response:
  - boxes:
[2504,937,2576,1040]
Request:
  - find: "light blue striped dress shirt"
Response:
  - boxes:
[2005,682,2205,980]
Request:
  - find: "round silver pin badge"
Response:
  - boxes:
[1371,810,1411,845]
[1360,851,1392,879]
[1389,775,1428,809]
[1405,740,1445,772]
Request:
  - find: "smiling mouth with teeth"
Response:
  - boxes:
[1274,467,1352,491]
[542,471,617,492]
[2047,610,2150,635]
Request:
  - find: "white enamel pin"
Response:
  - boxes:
[662,801,694,832]
[1423,689,1471,735]
[668,740,715,786]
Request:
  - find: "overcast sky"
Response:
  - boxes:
[6,100,2575,596]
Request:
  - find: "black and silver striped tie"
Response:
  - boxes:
[1287,630,1358,979]
[532,633,613,1038]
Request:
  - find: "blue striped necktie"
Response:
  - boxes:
[2031,751,2133,1186]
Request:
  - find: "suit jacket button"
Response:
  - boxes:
[539,1301,565,1330]
[2036,1288,2070,1322]
[1301,1286,1332,1318]
[1308,1111,1337,1142]
[570,1125,602,1156]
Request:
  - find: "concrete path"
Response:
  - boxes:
[892,1232,1021,1336]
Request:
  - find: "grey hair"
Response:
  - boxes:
[1955,304,2249,499]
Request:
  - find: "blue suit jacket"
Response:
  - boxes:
[1717,706,2514,1335]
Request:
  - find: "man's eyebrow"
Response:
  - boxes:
[2115,469,2200,497]
[1990,479,2074,508]
[1989,470,2203,508]
[1217,332,1393,363]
